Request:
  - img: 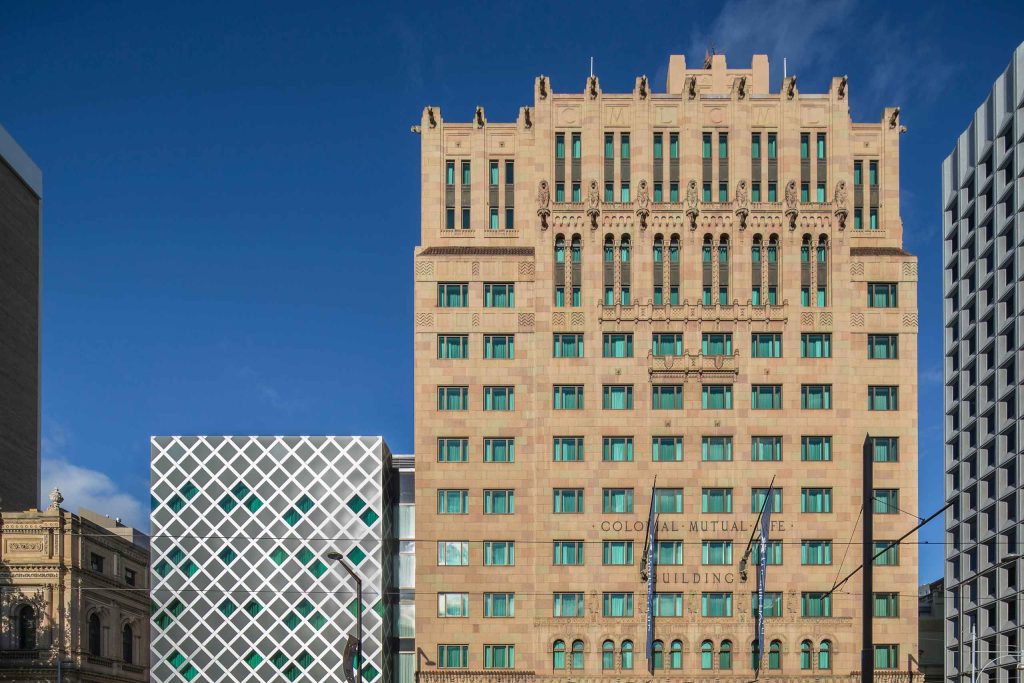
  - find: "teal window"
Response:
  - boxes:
[751,133,761,159]
[868,282,898,307]
[437,645,468,668]
[873,489,899,514]
[489,207,499,229]
[602,488,634,513]
[484,334,514,359]
[701,592,733,617]
[767,133,777,158]
[553,436,584,461]
[873,592,899,617]
[801,286,811,305]
[870,208,879,229]
[555,133,565,159]
[602,436,634,462]
[873,541,899,566]
[445,206,455,229]
[505,160,514,184]
[484,593,514,618]
[437,386,468,411]
[752,541,783,565]
[437,490,468,514]
[819,641,832,669]
[701,436,733,461]
[655,488,684,513]
[752,592,783,617]
[702,488,733,513]
[718,133,728,158]
[767,182,777,201]
[602,640,615,670]
[602,592,634,617]
[604,133,614,159]
[655,541,684,565]
[604,286,614,305]
[505,207,514,229]
[801,641,813,669]
[816,133,826,159]
[438,593,469,618]
[653,182,663,202]
[751,182,761,202]
[621,182,630,203]
[854,161,862,185]
[871,436,899,462]
[437,541,469,566]
[653,133,663,159]
[602,385,634,410]
[702,182,711,202]
[801,488,833,512]
[874,645,898,669]
[751,436,782,461]
[602,541,634,565]
[669,182,679,202]
[445,160,455,185]
[816,182,826,202]
[751,488,782,513]
[868,334,898,359]
[801,592,832,617]
[868,385,898,411]
[801,333,832,358]
[750,385,782,410]
[702,384,733,409]
[554,592,585,617]
[437,282,468,307]
[553,332,584,358]
[484,386,514,411]
[701,332,732,355]
[484,541,515,566]
[801,541,832,565]
[484,437,514,463]
[602,333,633,358]
[800,133,809,159]
[719,182,728,202]
[555,182,564,202]
[669,133,679,158]
[484,283,515,307]
[869,160,879,185]
[437,437,468,463]
[801,182,810,202]
[801,384,832,409]
[652,436,683,462]
[801,436,832,461]
[553,540,584,565]
[484,645,515,669]
[553,488,584,513]
[702,541,733,565]
[437,334,468,359]
[702,132,712,158]
[461,161,471,185]
[652,333,683,356]
[655,592,684,616]
[553,641,566,670]
[553,384,584,409]
[484,489,515,514]
[604,182,614,202]
[652,384,683,409]
[751,333,781,358]
[769,641,782,670]
[571,133,581,159]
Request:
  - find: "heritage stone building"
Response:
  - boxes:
[0,493,150,682]
[413,54,920,681]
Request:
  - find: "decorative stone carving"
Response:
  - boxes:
[833,180,849,229]
[538,75,548,100]
[687,75,697,100]
[850,262,864,276]
[48,488,63,510]
[427,107,437,128]
[736,76,747,99]
[518,261,535,277]
[902,313,919,329]
[474,106,486,128]
[785,75,797,100]
[415,261,434,279]
[888,107,901,129]
[838,75,848,99]
[784,180,798,230]
[518,313,535,330]
[734,179,749,229]
[635,179,650,229]
[552,312,566,326]
[471,313,480,328]
[684,180,699,230]
[522,107,532,129]
[851,312,865,328]
[902,261,918,280]
[570,311,585,327]
[586,179,600,229]
[415,313,434,328]
[638,75,649,99]
[587,75,599,100]
[819,311,833,328]
[536,180,551,230]
[471,261,480,277]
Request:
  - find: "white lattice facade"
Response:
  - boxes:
[149,436,393,683]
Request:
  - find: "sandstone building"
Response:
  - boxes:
[413,54,920,681]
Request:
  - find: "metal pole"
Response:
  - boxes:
[971,624,976,683]
[327,552,364,683]
[862,434,874,683]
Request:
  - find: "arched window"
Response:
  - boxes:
[571,640,585,670]
[553,640,566,669]
[604,234,615,262]
[669,235,680,263]
[554,236,566,307]
[621,640,633,670]
[16,606,36,650]
[718,235,729,262]
[555,235,566,263]
[720,640,733,670]
[800,234,813,306]
[122,624,134,664]
[702,234,713,262]
[816,234,829,306]
[717,235,730,304]
[620,234,632,305]
[668,234,681,304]
[801,234,812,261]
[800,640,812,670]
[767,234,778,262]
[670,640,683,669]
[769,640,782,670]
[654,235,664,262]
[701,640,714,669]
[752,233,763,261]
[818,640,832,670]
[570,235,582,306]
[817,234,828,262]
[88,613,102,656]
[653,235,665,305]
[652,640,664,670]
[602,640,615,670]
[571,235,581,263]
[620,234,630,263]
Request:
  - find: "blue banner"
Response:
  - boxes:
[645,487,657,667]
[754,485,774,674]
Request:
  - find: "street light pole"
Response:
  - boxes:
[327,551,363,683]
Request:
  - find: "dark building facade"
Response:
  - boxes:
[0,123,41,512]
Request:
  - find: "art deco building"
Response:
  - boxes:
[0,493,150,682]
[942,42,1024,683]
[413,54,919,681]
[0,122,42,512]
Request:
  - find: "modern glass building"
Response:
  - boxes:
[942,41,1024,683]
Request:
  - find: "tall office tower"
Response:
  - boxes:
[414,54,920,680]
[149,436,398,683]
[942,42,1024,683]
[0,122,41,512]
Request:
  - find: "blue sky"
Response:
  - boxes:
[1,0,1022,580]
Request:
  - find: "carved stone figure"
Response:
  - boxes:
[427,107,437,129]
[523,107,532,129]
[685,179,700,230]
[536,180,551,230]
[734,179,749,229]
[785,76,797,100]
[833,179,849,230]
[48,487,63,510]
[687,75,697,100]
[636,179,650,229]
[837,75,848,99]
[586,179,600,228]
[638,75,648,99]
[474,106,485,128]
[784,180,799,230]
[736,76,746,99]
[888,107,901,129]
[538,76,548,100]
[587,75,599,100]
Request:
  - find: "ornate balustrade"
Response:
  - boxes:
[600,300,789,325]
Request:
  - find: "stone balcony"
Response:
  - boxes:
[648,349,740,382]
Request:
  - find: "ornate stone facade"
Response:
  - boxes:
[0,501,150,682]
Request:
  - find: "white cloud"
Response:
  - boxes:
[41,458,147,531]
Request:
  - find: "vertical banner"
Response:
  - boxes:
[754,485,775,676]
[644,482,658,670]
